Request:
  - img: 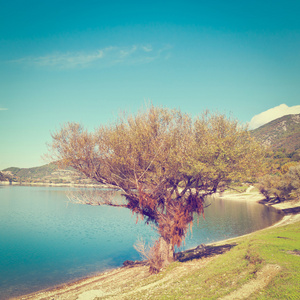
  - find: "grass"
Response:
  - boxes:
[98,220,300,299]
[250,223,300,299]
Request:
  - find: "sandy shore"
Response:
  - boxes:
[15,190,300,300]
[218,185,273,203]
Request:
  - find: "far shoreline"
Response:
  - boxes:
[0,181,108,188]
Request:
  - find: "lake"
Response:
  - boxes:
[0,185,283,299]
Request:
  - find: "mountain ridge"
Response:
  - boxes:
[251,113,300,152]
[1,163,96,185]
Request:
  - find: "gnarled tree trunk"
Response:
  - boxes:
[149,237,174,273]
[158,237,174,266]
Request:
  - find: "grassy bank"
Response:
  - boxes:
[107,220,300,300]
[22,216,300,300]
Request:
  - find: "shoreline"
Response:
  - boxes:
[212,192,300,245]
[0,181,106,188]
[15,190,300,300]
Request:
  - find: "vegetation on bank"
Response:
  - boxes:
[254,117,300,203]
[257,164,300,202]
[250,113,300,203]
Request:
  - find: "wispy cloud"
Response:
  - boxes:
[0,108,8,111]
[9,44,172,69]
[249,104,300,129]
[119,45,138,58]
[142,45,153,52]
[11,50,104,69]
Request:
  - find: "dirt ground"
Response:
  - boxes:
[16,193,300,300]
[17,256,219,300]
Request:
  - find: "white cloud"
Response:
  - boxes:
[249,104,300,129]
[0,108,8,111]
[9,44,172,69]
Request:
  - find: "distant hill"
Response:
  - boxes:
[2,163,97,185]
[251,113,300,152]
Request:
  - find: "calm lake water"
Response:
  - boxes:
[0,186,283,299]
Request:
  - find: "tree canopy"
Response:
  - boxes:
[48,106,265,272]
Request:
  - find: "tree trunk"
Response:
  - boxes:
[149,237,174,273]
[158,237,174,267]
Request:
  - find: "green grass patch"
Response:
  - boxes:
[115,221,300,299]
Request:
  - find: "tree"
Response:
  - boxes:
[0,172,6,181]
[280,161,299,174]
[287,165,300,200]
[47,106,265,273]
[257,164,300,202]
[0,171,11,183]
[257,174,279,201]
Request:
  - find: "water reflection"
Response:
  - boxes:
[181,196,283,250]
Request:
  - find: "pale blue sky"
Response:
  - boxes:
[1,0,300,169]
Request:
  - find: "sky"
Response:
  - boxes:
[0,0,300,170]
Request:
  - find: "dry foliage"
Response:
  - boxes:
[133,238,166,273]
[47,105,265,272]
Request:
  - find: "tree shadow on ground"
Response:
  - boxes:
[176,243,237,262]
[281,207,300,214]
[258,198,282,205]
[123,243,238,268]
[258,199,300,215]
